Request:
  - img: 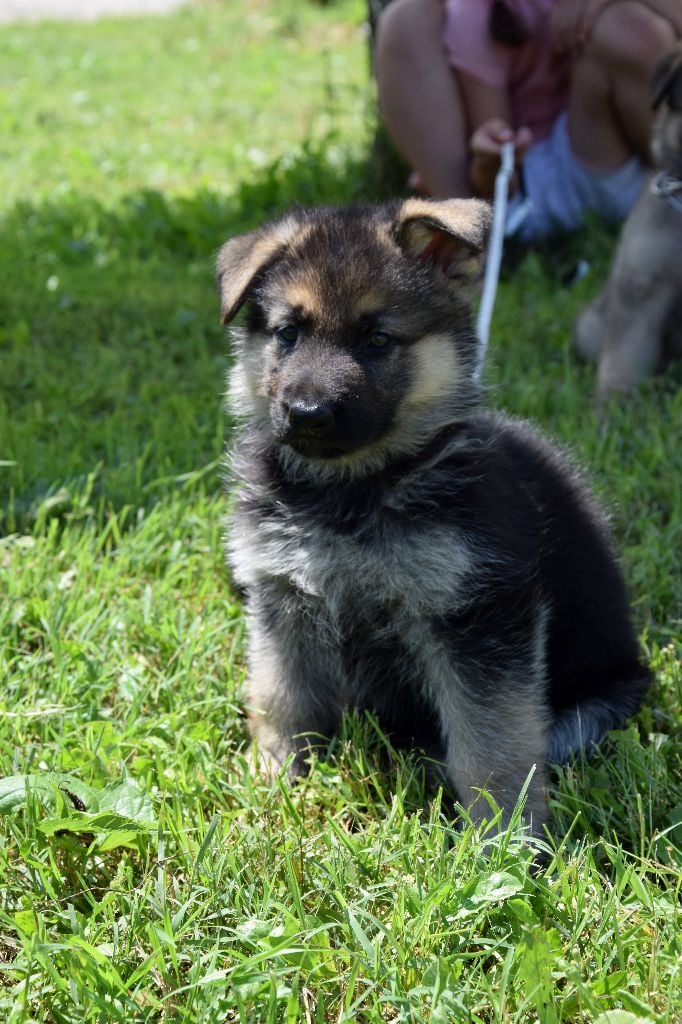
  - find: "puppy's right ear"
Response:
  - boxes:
[216,215,302,324]
[651,47,682,111]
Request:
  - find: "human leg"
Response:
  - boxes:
[375,0,472,196]
[569,0,678,169]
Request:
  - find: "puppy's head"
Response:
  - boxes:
[217,199,490,473]
[651,45,682,175]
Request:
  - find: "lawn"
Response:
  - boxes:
[0,1,680,1021]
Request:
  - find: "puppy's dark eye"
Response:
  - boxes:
[363,331,394,354]
[276,324,299,346]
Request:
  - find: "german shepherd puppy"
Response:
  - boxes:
[575,45,682,396]
[217,198,650,836]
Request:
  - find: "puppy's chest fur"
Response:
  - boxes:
[232,486,482,733]
[230,459,476,622]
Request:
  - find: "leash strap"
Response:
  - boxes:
[475,141,516,381]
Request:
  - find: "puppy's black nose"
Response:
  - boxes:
[286,401,334,436]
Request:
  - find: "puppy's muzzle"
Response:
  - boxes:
[285,400,334,439]
[278,395,346,457]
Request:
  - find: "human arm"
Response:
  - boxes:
[458,70,532,198]
[440,1,532,196]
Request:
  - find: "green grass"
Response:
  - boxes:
[0,1,681,1021]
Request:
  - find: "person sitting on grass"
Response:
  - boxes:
[375,0,682,239]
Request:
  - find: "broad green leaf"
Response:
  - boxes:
[0,774,96,814]
[507,897,537,924]
[589,971,629,996]
[13,909,37,936]
[38,810,155,851]
[517,926,562,1024]
[471,871,525,904]
[97,779,154,823]
[0,775,54,813]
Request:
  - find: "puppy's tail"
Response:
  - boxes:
[548,680,650,764]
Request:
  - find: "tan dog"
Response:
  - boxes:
[575,47,682,397]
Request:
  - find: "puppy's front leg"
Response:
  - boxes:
[425,614,551,836]
[244,587,341,779]
[597,285,674,396]
[440,677,550,836]
[575,290,607,363]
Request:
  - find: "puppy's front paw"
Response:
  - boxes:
[246,740,286,783]
[574,300,604,362]
[246,728,311,783]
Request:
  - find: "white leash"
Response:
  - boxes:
[475,141,516,381]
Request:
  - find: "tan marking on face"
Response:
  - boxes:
[403,332,460,410]
[279,278,322,318]
[264,276,323,332]
[351,288,388,319]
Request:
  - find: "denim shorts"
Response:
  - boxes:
[506,111,649,240]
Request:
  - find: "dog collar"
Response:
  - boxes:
[651,171,682,214]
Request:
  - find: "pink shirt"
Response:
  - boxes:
[442,0,570,141]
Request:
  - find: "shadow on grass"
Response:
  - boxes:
[0,141,402,533]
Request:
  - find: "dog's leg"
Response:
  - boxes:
[244,587,342,779]
[439,681,550,836]
[597,286,676,396]
[421,612,551,837]
[575,290,608,363]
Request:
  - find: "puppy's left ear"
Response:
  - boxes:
[216,214,303,324]
[393,198,491,282]
[651,47,682,111]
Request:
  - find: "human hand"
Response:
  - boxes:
[550,0,611,53]
[470,118,533,163]
[469,118,532,197]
